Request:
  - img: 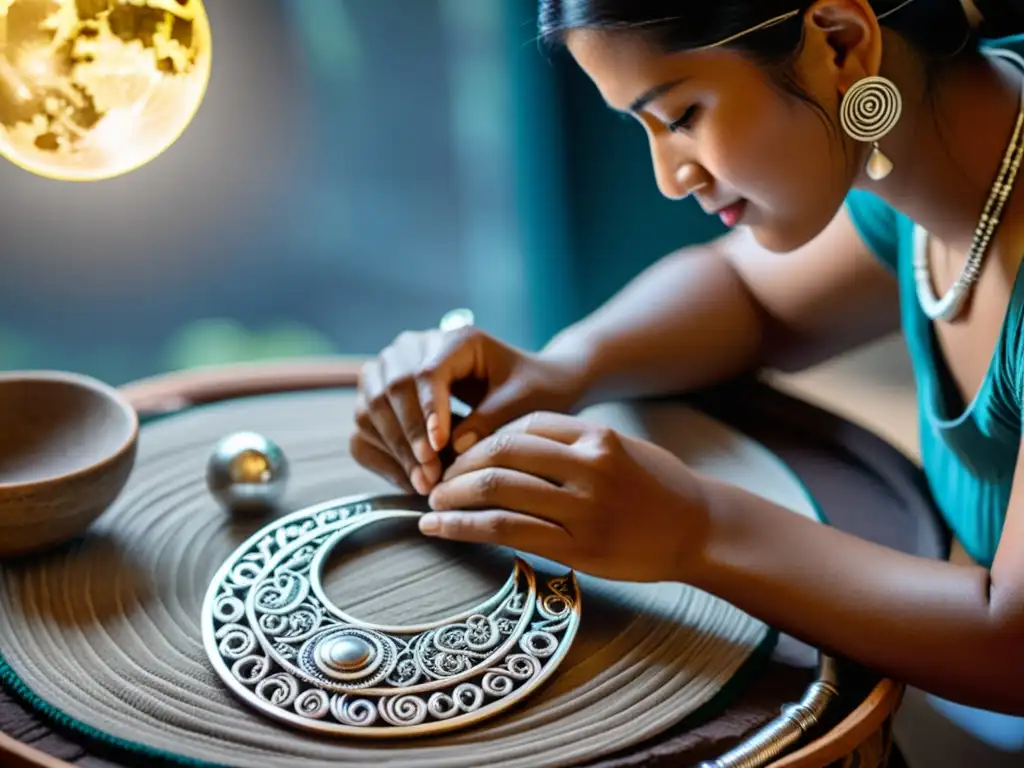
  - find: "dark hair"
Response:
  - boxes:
[538,1,1019,60]
[538,1,1023,141]
[976,0,1024,37]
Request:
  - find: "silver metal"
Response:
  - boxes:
[201,493,581,737]
[206,431,289,515]
[693,1,918,53]
[915,48,1024,322]
[700,654,840,768]
[439,308,475,332]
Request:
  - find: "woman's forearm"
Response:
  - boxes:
[539,243,767,410]
[691,478,1024,714]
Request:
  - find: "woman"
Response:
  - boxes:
[352,0,1024,761]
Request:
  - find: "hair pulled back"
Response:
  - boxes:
[538,1,1024,67]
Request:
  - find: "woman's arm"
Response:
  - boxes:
[692,446,1024,715]
[425,402,1024,714]
[541,206,900,408]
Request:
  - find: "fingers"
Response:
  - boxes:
[381,342,435,465]
[381,344,443,489]
[442,432,579,485]
[357,326,542,495]
[417,327,487,452]
[359,360,430,493]
[450,378,529,456]
[419,375,449,454]
[498,411,593,445]
[428,467,574,527]
[418,508,571,555]
[358,329,486,494]
[349,431,416,494]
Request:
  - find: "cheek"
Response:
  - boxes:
[710,98,853,251]
[714,98,833,198]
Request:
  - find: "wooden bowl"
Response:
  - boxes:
[0,371,138,558]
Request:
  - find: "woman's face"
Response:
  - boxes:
[565,28,863,253]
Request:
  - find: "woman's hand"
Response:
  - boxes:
[418,411,710,583]
[351,328,587,496]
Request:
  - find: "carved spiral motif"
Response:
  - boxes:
[202,495,582,736]
[294,688,331,719]
[840,76,902,143]
[380,694,429,726]
[256,673,300,708]
[216,624,257,659]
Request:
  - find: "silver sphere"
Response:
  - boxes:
[323,637,373,671]
[206,431,289,515]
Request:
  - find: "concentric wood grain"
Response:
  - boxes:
[0,392,819,768]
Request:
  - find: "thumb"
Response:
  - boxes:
[417,330,487,453]
[450,378,530,454]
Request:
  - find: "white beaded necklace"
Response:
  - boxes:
[914,47,1024,322]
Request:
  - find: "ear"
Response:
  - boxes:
[802,0,883,91]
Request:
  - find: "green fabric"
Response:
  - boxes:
[845,79,1024,567]
[842,34,1024,568]
[505,0,578,349]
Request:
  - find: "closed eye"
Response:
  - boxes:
[668,105,701,133]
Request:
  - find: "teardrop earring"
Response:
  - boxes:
[839,75,903,181]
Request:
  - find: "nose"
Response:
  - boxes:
[651,141,709,201]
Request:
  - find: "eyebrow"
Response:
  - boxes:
[628,78,687,113]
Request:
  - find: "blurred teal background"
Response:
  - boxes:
[0,0,724,386]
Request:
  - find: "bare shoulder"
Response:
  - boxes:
[710,204,901,366]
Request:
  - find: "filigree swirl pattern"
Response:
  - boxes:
[202,494,581,736]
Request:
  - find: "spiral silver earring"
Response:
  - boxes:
[839,76,902,181]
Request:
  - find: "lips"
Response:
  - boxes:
[716,200,748,228]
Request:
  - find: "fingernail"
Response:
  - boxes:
[413,437,433,465]
[411,466,429,496]
[422,459,441,485]
[427,414,442,451]
[419,514,440,535]
[453,431,478,454]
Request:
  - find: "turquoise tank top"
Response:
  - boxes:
[844,190,1024,567]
